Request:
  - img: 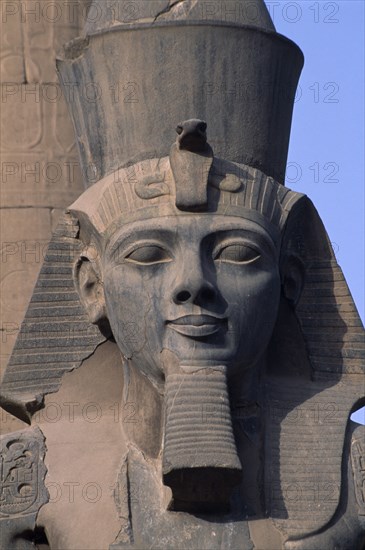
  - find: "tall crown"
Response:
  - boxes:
[57,0,303,187]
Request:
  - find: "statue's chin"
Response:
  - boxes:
[162,363,242,513]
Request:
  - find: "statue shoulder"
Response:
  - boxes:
[285,420,365,550]
[0,426,48,549]
[350,420,365,518]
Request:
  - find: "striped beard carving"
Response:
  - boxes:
[162,365,242,513]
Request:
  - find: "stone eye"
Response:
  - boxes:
[214,244,260,264]
[125,245,172,265]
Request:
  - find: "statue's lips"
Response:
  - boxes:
[167,315,226,337]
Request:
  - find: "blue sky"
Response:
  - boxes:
[264,0,364,423]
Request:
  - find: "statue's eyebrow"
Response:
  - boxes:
[208,228,277,258]
[106,228,176,257]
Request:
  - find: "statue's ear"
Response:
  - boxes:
[73,251,107,326]
[281,254,305,307]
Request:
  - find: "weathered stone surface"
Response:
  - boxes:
[0,426,48,547]
[84,0,275,34]
[0,0,87,422]
[58,14,302,186]
[0,0,25,82]
[0,212,105,424]
[37,341,125,550]
[0,208,52,376]
[0,408,27,438]
[0,0,84,83]
[50,208,65,232]
[1,1,364,548]
[1,84,84,208]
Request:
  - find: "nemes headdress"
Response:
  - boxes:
[1,0,363,540]
[69,119,300,248]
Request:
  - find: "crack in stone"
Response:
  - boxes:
[153,0,187,22]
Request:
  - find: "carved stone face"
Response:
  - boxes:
[102,213,281,382]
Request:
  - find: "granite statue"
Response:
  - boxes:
[1,1,364,549]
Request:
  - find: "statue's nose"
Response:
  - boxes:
[172,265,216,306]
[173,285,216,305]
